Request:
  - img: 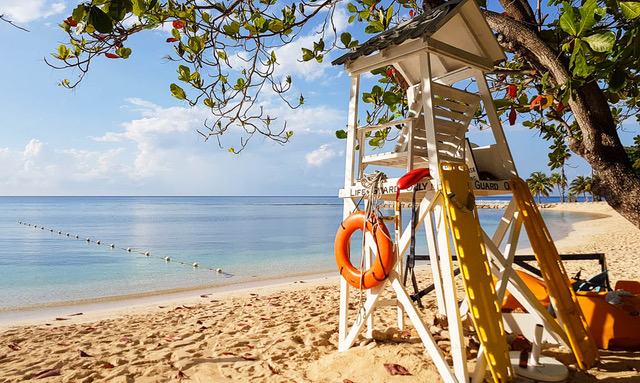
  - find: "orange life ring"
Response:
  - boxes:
[334,211,395,289]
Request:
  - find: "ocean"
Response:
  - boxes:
[0,196,592,311]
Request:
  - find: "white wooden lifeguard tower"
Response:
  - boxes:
[331,0,599,382]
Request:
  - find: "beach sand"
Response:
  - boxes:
[1,202,639,382]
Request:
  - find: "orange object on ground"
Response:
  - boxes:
[615,280,640,295]
[501,271,551,311]
[575,291,640,349]
[334,211,395,289]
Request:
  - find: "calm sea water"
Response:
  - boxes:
[0,196,591,311]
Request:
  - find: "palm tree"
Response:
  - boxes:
[549,172,567,203]
[526,172,552,204]
[570,176,591,202]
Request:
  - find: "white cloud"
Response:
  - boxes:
[0,0,65,23]
[306,144,336,167]
[23,139,42,158]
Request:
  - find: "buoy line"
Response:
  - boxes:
[18,221,225,275]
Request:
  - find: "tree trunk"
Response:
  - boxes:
[560,165,566,203]
[483,10,640,229]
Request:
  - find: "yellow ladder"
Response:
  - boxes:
[440,163,513,382]
[509,178,599,369]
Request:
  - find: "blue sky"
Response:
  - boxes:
[0,0,636,196]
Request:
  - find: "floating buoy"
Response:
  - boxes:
[127,248,132,252]
[58,231,61,234]
[41,227,44,230]
[144,251,150,256]
[75,235,79,239]
[66,233,69,237]
[50,229,53,232]
[165,256,171,262]
[216,268,222,274]
[193,262,198,268]
[110,244,115,248]
[86,238,90,242]
[96,240,101,245]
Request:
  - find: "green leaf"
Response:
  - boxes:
[335,129,348,139]
[72,4,88,22]
[171,28,180,40]
[177,64,190,81]
[188,37,204,52]
[383,92,398,106]
[57,45,69,59]
[301,48,313,61]
[577,0,597,35]
[228,148,235,153]
[620,2,640,19]
[170,83,186,100]
[116,47,132,58]
[131,0,145,16]
[204,98,215,108]
[217,50,227,60]
[608,68,627,92]
[269,19,283,32]
[88,6,113,33]
[340,32,352,47]
[104,0,132,22]
[223,21,240,36]
[234,78,246,90]
[347,3,357,13]
[559,2,577,35]
[583,31,615,52]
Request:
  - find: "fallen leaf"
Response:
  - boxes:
[158,306,167,309]
[245,345,255,349]
[182,305,194,309]
[222,352,235,356]
[32,368,61,379]
[200,294,210,298]
[68,312,83,316]
[268,364,279,374]
[164,336,182,342]
[250,293,258,296]
[343,380,355,383]
[241,353,257,361]
[177,370,190,380]
[85,327,96,332]
[383,363,411,376]
[102,362,115,369]
[55,317,68,321]
[119,338,132,343]
[77,349,92,357]
[8,344,21,351]
[57,343,70,347]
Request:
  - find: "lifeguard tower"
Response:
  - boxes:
[331,0,599,382]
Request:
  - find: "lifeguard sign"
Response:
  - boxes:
[332,0,598,382]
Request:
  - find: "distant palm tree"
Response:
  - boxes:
[549,172,567,202]
[570,176,591,202]
[527,172,552,204]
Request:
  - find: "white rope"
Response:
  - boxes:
[354,171,389,325]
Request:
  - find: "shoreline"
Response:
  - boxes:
[2,201,638,382]
[0,202,605,326]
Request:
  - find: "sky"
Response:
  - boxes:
[0,0,637,196]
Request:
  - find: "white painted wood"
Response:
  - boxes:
[344,75,360,188]
[419,52,441,183]
[473,70,518,179]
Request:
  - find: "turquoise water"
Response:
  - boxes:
[0,196,591,310]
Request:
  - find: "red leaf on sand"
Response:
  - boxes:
[241,353,257,361]
[32,369,61,379]
[104,53,120,59]
[384,363,411,376]
[509,106,517,126]
[77,349,92,357]
[57,343,70,347]
[177,370,190,379]
[102,362,115,369]
[8,344,21,351]
[68,312,83,316]
[119,338,132,343]
[55,317,68,321]
[268,364,280,374]
[250,293,258,296]
[343,380,355,383]
[85,327,96,332]
[164,336,182,342]
[222,352,235,356]
[245,345,255,349]
[173,20,184,29]
[166,38,179,43]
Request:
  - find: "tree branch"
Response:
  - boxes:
[0,14,29,32]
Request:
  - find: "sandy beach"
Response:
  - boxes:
[1,202,639,382]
